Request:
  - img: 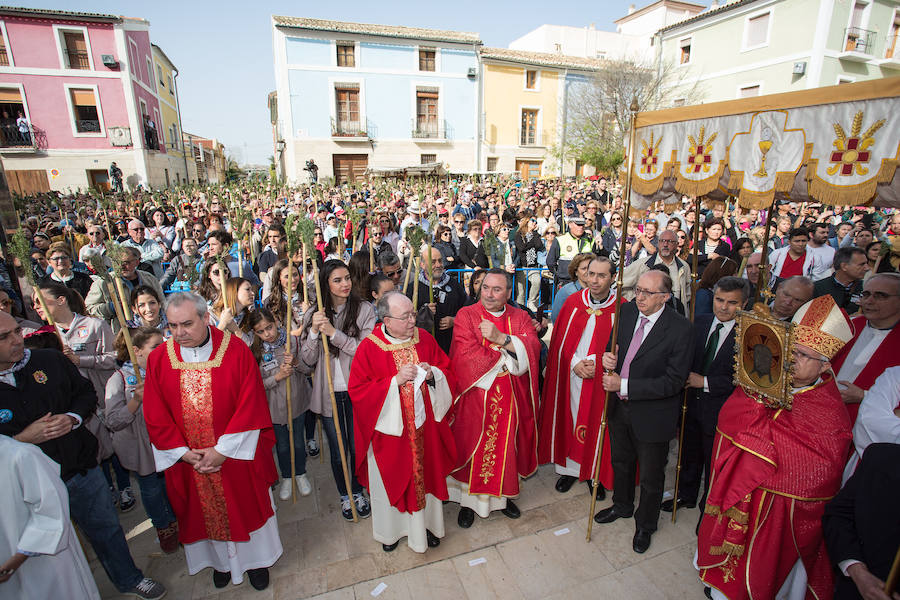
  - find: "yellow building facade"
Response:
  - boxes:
[151,43,189,186]
[480,48,602,179]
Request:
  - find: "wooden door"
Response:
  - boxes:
[87,169,110,191]
[516,160,542,180]
[332,154,368,183]
[7,169,50,195]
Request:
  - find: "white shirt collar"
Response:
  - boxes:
[179,327,213,363]
[638,305,665,325]
[381,324,412,344]
[486,306,506,318]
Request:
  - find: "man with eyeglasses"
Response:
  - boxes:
[407,247,466,354]
[377,251,404,287]
[368,224,393,265]
[85,246,163,330]
[621,230,691,311]
[78,226,106,264]
[347,292,457,554]
[595,270,692,554]
[121,219,165,279]
[698,294,854,600]
[39,243,93,300]
[830,273,900,427]
[547,216,593,289]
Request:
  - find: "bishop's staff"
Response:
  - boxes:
[671,196,703,524]
[587,97,639,543]
[297,215,359,522]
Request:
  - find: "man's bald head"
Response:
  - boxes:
[772,276,814,320]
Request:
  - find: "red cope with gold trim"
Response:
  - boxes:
[538,289,622,484]
[349,327,458,514]
[449,303,541,497]
[696,377,852,600]
[143,327,278,545]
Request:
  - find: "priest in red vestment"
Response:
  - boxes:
[349,292,457,554]
[447,269,541,528]
[697,295,854,600]
[538,256,620,495]
[143,292,281,591]
[830,273,900,426]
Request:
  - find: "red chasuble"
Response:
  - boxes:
[538,289,621,484]
[143,327,278,545]
[449,303,541,497]
[830,314,900,425]
[697,377,852,600]
[348,327,458,514]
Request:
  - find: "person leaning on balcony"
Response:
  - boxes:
[15,111,30,145]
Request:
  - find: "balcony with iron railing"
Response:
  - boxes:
[519,128,548,147]
[0,123,47,152]
[411,118,450,140]
[330,118,376,139]
[840,27,876,62]
[75,119,101,133]
[65,49,91,70]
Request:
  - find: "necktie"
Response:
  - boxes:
[702,323,724,375]
[619,316,649,398]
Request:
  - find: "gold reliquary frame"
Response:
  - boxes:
[732,303,796,410]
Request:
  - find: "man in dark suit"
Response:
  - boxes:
[595,270,693,553]
[662,276,749,515]
[823,443,900,600]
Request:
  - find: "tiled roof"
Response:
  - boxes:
[480,47,606,71]
[659,0,758,33]
[272,16,480,44]
[0,6,121,22]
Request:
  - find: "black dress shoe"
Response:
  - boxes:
[555,475,577,493]
[248,568,269,591]
[501,499,521,519]
[586,481,607,501]
[213,570,230,588]
[593,505,633,524]
[426,530,441,548]
[382,541,399,552]
[660,498,696,513]
[458,507,475,529]
[632,529,652,554]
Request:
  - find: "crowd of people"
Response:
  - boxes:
[1,174,899,600]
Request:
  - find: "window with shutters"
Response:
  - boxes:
[679,37,691,65]
[520,109,538,145]
[334,86,361,135]
[419,48,435,71]
[420,154,436,164]
[336,43,355,67]
[486,157,498,171]
[525,70,537,90]
[739,84,760,98]
[58,28,91,70]
[0,24,9,67]
[415,89,439,137]
[743,11,771,50]
[66,86,102,135]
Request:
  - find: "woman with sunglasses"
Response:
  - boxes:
[433,224,460,270]
[536,204,556,235]
[78,225,107,264]
[514,216,544,311]
[197,260,231,306]
[300,260,376,520]
[459,219,483,269]
[600,212,625,259]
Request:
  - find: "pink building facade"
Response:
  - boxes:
[0,7,184,194]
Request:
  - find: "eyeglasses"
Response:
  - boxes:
[130,227,145,231]
[791,349,826,363]
[442,232,451,236]
[634,287,667,297]
[546,231,558,236]
[454,220,465,224]
[88,231,103,236]
[385,312,416,321]
[383,269,402,278]
[314,232,323,237]
[860,290,900,301]
[49,255,70,262]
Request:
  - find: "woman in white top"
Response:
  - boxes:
[300,259,376,521]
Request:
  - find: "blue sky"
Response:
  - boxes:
[16,0,653,164]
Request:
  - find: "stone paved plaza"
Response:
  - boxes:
[92,444,706,600]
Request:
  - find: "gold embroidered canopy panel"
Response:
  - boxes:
[624,78,900,210]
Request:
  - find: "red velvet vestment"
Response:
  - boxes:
[349,327,458,513]
[830,314,900,425]
[143,327,278,544]
[697,377,852,600]
[538,289,620,485]
[448,303,541,497]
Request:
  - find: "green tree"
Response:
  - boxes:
[225,154,245,182]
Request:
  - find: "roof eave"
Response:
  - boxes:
[0,6,121,23]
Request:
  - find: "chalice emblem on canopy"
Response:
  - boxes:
[754,127,774,177]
